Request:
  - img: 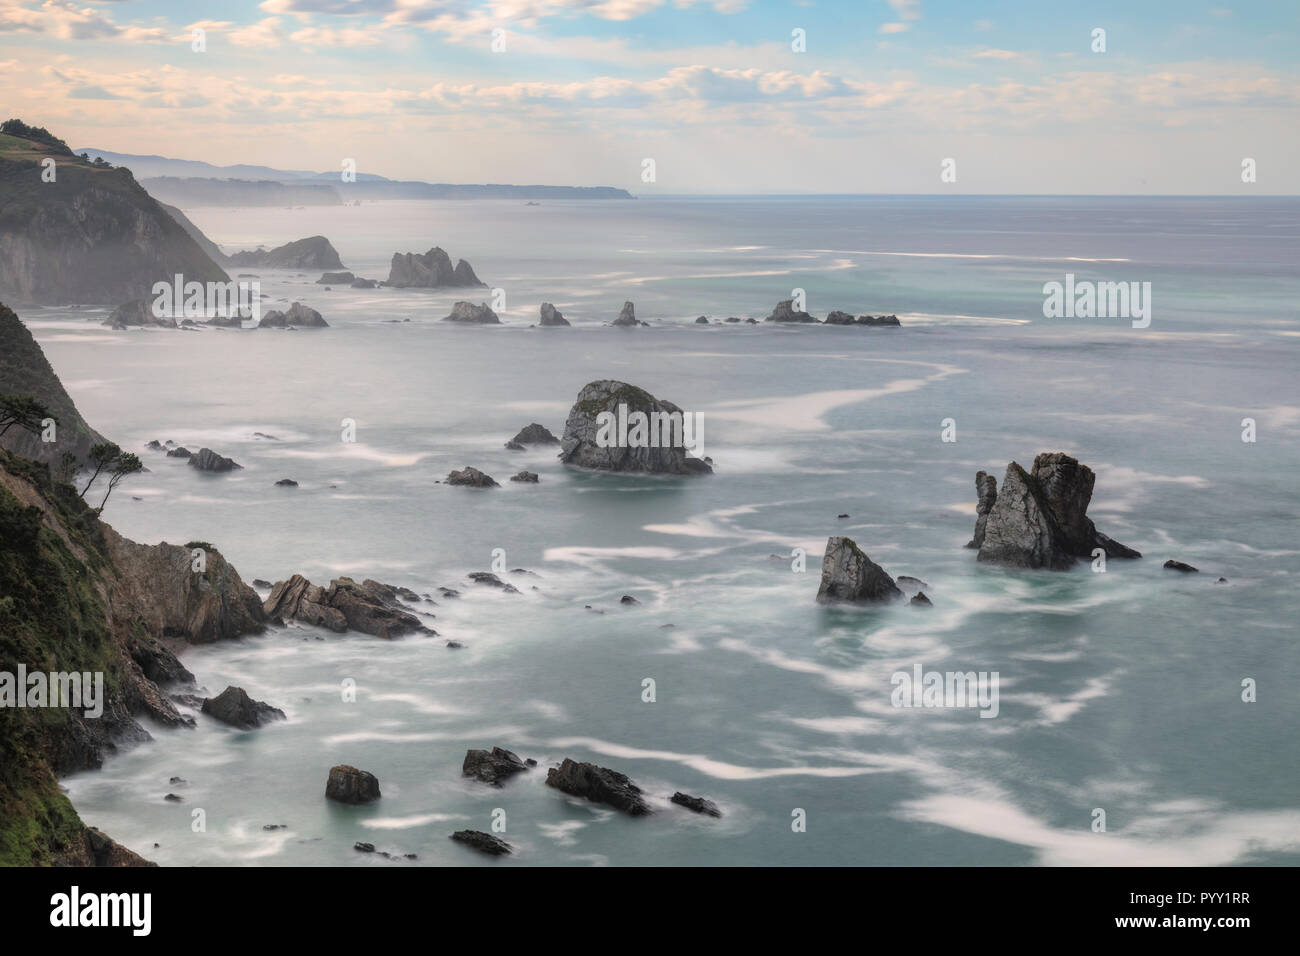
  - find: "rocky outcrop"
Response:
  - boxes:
[539,302,570,326]
[227,236,343,270]
[1164,559,1198,573]
[350,277,377,289]
[450,830,512,855]
[612,301,641,327]
[447,466,498,487]
[510,471,539,483]
[546,758,651,816]
[466,572,519,593]
[262,574,432,638]
[816,536,903,604]
[259,302,327,328]
[442,301,500,324]
[325,765,380,803]
[559,380,711,475]
[671,792,721,817]
[0,125,229,305]
[201,686,285,729]
[510,423,559,445]
[966,471,998,549]
[384,247,485,288]
[857,314,901,326]
[188,447,242,472]
[766,299,817,323]
[103,298,174,329]
[462,747,531,787]
[824,310,855,325]
[975,453,1141,570]
[317,271,354,284]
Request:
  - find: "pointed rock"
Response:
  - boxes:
[815,536,903,604]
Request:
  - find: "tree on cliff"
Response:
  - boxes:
[0,393,54,440]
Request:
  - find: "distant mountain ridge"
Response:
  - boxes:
[78,148,635,203]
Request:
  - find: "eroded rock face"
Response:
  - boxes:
[967,471,999,549]
[326,765,380,803]
[201,686,285,729]
[447,466,499,487]
[258,301,327,328]
[816,536,903,604]
[539,302,570,326]
[442,301,500,324]
[612,301,639,327]
[188,447,242,472]
[463,747,530,787]
[766,299,817,323]
[262,574,431,638]
[975,453,1141,570]
[559,380,711,475]
[385,247,485,288]
[546,758,651,815]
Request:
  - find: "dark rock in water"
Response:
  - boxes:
[252,432,280,440]
[351,277,377,289]
[263,824,286,831]
[539,302,570,326]
[511,423,559,445]
[975,453,1140,570]
[1217,577,1228,583]
[252,579,272,588]
[463,747,530,786]
[546,758,651,816]
[450,830,512,856]
[837,513,850,519]
[354,842,376,853]
[896,575,930,590]
[447,466,498,487]
[466,571,519,593]
[611,301,640,327]
[857,314,901,326]
[445,640,464,649]
[188,447,242,472]
[274,478,298,487]
[259,301,327,328]
[201,686,285,729]
[695,315,709,324]
[745,317,758,324]
[504,440,525,450]
[164,793,183,803]
[725,316,742,323]
[263,574,433,638]
[103,298,176,330]
[559,380,711,475]
[166,446,192,459]
[228,236,344,270]
[145,440,164,451]
[619,594,640,606]
[766,299,817,323]
[442,301,500,324]
[909,592,933,607]
[317,271,354,285]
[671,792,721,817]
[437,587,461,599]
[326,765,381,803]
[966,471,999,549]
[509,471,539,483]
[1164,559,1199,573]
[816,536,903,604]
[385,247,485,288]
[824,310,856,325]
[169,776,187,786]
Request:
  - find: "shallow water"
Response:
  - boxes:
[31,195,1300,865]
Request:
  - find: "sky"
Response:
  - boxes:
[1,0,1297,193]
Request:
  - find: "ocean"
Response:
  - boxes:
[25,195,1300,865]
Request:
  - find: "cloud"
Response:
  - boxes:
[972,49,1024,61]
[0,0,169,41]
[879,22,909,35]
[887,0,921,21]
[228,16,284,48]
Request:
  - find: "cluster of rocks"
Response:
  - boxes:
[259,302,328,329]
[261,574,434,638]
[384,246,484,288]
[815,536,931,606]
[766,299,900,326]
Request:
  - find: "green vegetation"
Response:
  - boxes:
[0,119,73,155]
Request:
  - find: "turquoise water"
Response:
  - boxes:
[28,196,1300,865]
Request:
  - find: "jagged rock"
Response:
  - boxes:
[166,446,192,459]
[462,747,530,786]
[145,440,164,451]
[857,314,901,326]
[447,466,499,487]
[510,423,559,445]
[504,440,525,450]
[619,594,640,605]
[466,572,519,593]
[559,380,711,475]
[509,471,539,483]
[354,842,375,853]
[385,247,485,288]
[896,575,929,590]
[188,447,242,472]
[103,298,175,329]
[325,765,380,803]
[611,301,639,327]
[1164,559,1199,573]
[201,686,285,729]
[671,792,721,817]
[442,301,500,324]
[262,574,432,638]
[976,453,1140,570]
[539,302,570,326]
[317,271,354,284]
[909,592,933,607]
[966,471,998,549]
[545,758,650,815]
[228,236,343,270]
[824,310,855,325]
[816,536,903,604]
[437,587,461,599]
[274,478,298,487]
[258,301,327,328]
[766,299,817,323]
[450,830,512,856]
[695,316,709,324]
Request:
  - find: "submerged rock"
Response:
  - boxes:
[201,686,285,729]
[857,314,901,326]
[509,471,539,483]
[466,571,519,593]
[546,758,651,816]
[325,765,380,804]
[462,747,530,787]
[274,478,298,487]
[187,447,242,472]
[559,380,711,475]
[975,453,1141,570]
[539,302,570,326]
[671,791,721,817]
[816,536,903,604]
[447,466,499,487]
[450,830,512,856]
[1164,559,1199,573]
[442,301,500,324]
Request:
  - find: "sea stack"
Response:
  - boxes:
[815,536,903,604]
[558,380,711,475]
